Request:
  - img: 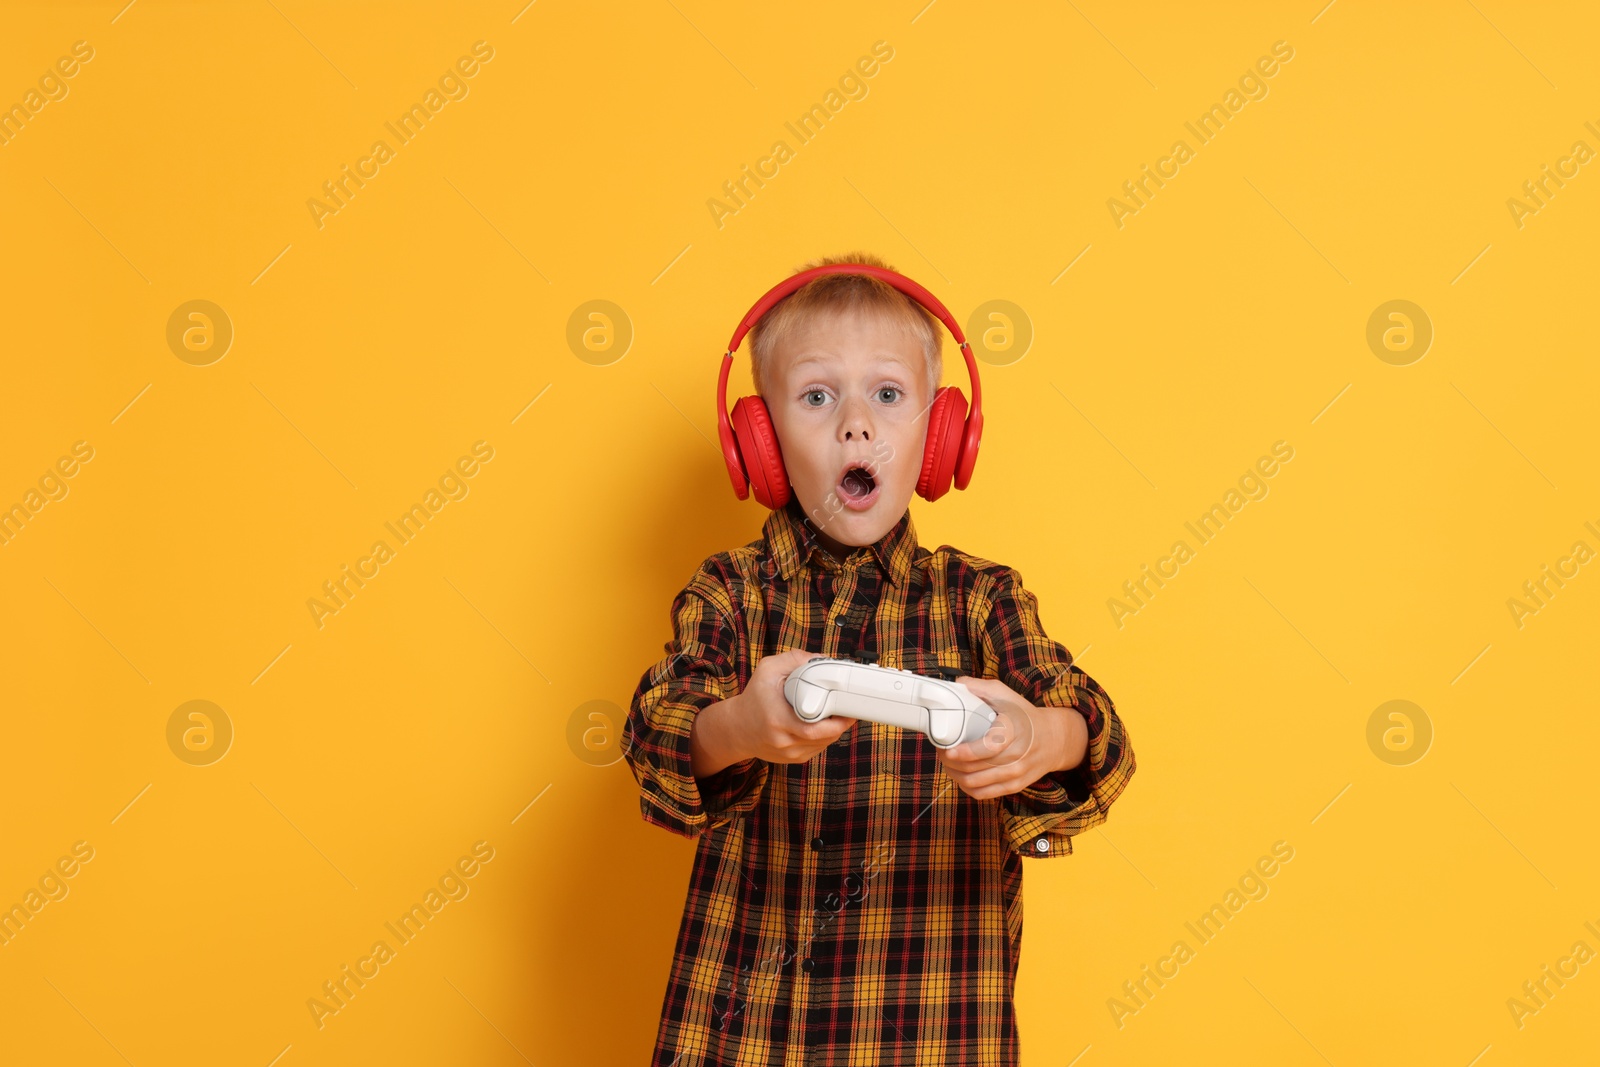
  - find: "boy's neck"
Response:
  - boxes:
[813,526,860,562]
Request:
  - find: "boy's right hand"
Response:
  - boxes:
[728,649,853,764]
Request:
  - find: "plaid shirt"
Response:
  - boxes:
[623,497,1136,1066]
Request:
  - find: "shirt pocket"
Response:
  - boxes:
[878,643,976,680]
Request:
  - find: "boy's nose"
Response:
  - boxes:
[839,397,872,441]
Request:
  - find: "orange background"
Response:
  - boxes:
[1,1,1596,1063]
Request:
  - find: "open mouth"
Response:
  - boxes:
[838,462,880,510]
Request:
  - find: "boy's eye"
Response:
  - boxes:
[804,389,828,406]
[877,387,901,403]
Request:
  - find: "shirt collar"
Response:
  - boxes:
[764,496,918,587]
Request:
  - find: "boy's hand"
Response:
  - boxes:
[934,676,1087,800]
[727,649,853,764]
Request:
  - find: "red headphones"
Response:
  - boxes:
[716,263,983,509]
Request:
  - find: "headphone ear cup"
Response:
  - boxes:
[917,387,968,502]
[730,395,791,510]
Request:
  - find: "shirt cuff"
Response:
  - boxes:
[694,756,767,822]
[996,673,1137,859]
[629,690,769,839]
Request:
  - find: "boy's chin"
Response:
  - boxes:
[797,486,907,539]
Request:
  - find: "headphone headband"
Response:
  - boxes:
[726,263,969,354]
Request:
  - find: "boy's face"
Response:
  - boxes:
[764,308,934,558]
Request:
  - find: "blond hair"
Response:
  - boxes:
[747,251,943,400]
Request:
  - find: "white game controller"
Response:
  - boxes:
[783,655,998,750]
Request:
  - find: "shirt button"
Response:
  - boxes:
[1035,837,1050,853]
[802,958,815,973]
[811,836,825,851]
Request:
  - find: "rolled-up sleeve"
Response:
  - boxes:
[622,569,767,839]
[974,566,1136,858]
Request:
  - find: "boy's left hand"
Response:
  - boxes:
[935,676,1088,800]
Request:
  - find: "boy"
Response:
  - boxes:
[622,253,1136,1066]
